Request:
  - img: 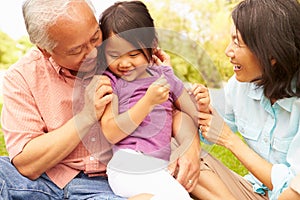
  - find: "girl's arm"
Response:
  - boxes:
[101,76,170,144]
[174,88,204,125]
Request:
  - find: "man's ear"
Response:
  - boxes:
[38,47,51,59]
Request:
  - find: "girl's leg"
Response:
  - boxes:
[107,151,191,200]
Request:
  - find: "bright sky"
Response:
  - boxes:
[0,0,119,40]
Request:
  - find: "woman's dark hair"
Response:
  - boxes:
[99,1,157,62]
[232,0,300,99]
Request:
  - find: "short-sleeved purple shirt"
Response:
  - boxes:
[105,65,184,160]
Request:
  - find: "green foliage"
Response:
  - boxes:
[0,31,33,70]
[156,29,222,88]
[0,104,7,156]
[0,132,7,156]
[145,0,237,84]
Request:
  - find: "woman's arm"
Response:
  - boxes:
[200,109,274,189]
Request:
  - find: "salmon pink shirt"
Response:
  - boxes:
[1,48,112,189]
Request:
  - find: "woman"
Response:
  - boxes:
[193,0,300,200]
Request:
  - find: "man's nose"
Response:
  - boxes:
[85,47,97,59]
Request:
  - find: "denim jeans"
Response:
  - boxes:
[0,156,126,200]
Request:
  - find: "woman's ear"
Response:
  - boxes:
[271,58,277,66]
[37,47,51,59]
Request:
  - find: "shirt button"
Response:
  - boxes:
[91,137,96,142]
[90,156,95,161]
[264,138,268,143]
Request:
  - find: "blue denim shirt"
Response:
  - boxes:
[212,76,300,200]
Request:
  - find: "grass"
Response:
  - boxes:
[0,129,7,156]
[202,143,248,176]
[0,104,8,156]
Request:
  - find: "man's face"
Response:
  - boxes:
[49,2,102,74]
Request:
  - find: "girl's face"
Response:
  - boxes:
[105,34,150,81]
[225,26,262,82]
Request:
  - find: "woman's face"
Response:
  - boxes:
[225,26,262,82]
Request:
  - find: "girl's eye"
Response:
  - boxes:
[129,52,140,57]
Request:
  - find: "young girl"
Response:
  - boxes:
[99,1,207,199]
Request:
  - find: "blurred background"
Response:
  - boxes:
[0,0,247,175]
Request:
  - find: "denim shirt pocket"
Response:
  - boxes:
[237,119,261,150]
[271,136,293,163]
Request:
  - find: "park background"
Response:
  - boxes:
[0,0,248,176]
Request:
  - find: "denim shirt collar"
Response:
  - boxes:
[247,82,295,112]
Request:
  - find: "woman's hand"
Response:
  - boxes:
[198,107,234,148]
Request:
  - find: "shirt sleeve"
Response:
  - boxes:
[270,164,292,198]
[160,65,184,101]
[271,99,300,198]
[103,69,118,91]
[290,173,300,194]
[1,67,46,160]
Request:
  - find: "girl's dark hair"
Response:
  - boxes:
[232,0,300,99]
[99,1,157,62]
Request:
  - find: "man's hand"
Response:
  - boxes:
[169,135,201,192]
[80,75,113,123]
[153,47,171,66]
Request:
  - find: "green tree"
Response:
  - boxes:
[144,0,238,85]
[0,31,33,70]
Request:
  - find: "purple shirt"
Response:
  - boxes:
[105,65,184,160]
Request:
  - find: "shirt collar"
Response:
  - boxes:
[247,82,295,112]
[276,97,296,112]
[248,82,263,101]
[48,56,97,80]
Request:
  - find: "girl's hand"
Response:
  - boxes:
[145,75,170,106]
[189,84,210,113]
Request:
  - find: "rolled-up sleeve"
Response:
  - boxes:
[270,99,300,199]
[271,164,293,198]
[290,174,300,194]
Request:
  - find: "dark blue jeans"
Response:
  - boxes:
[0,156,125,200]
